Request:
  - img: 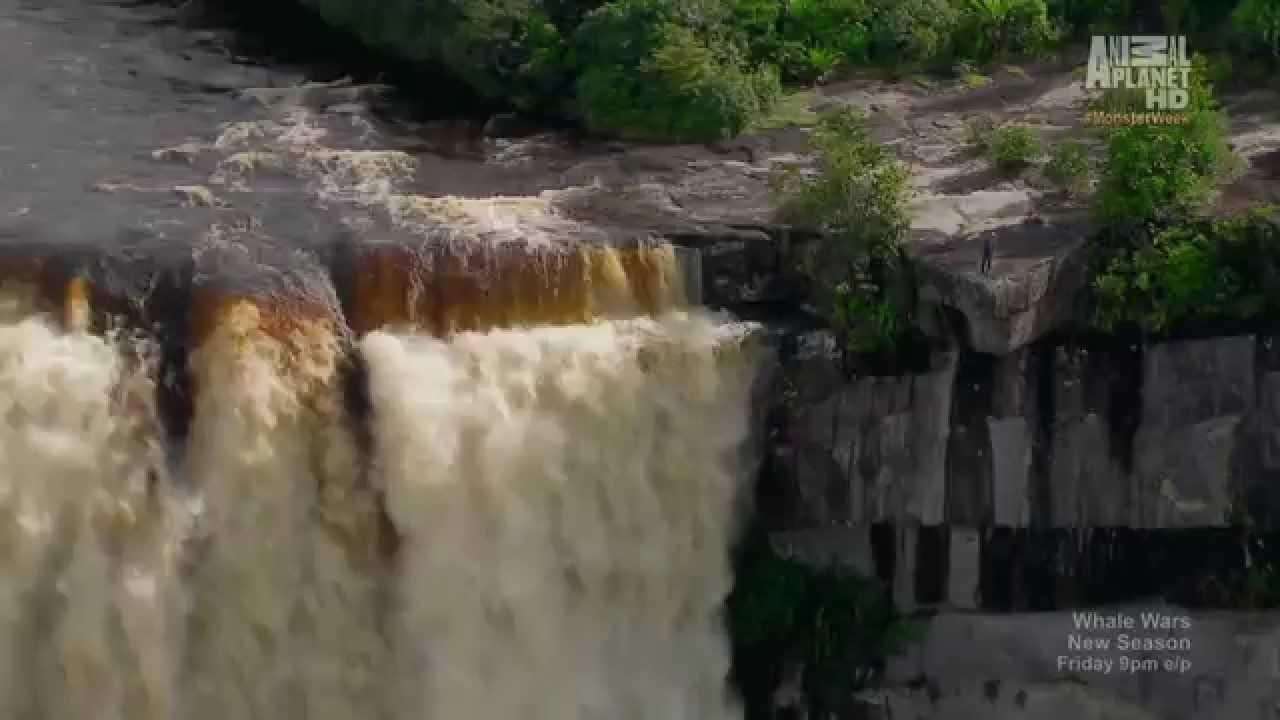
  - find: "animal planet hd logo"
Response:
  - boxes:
[1083,35,1192,125]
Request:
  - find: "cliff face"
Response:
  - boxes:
[757,328,1280,606]
[745,323,1280,719]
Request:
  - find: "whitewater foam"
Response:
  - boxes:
[364,312,756,720]
[0,283,757,720]
[0,294,177,720]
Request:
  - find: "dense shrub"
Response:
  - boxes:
[952,0,1057,62]
[728,532,918,717]
[299,0,529,101]
[774,0,873,80]
[724,0,785,63]
[1089,210,1280,334]
[986,123,1041,173]
[771,108,914,356]
[574,1,779,140]
[1045,139,1092,195]
[1048,0,1131,34]
[510,10,577,114]
[772,0,962,76]
[1232,0,1280,61]
[1093,59,1236,224]
[868,0,962,68]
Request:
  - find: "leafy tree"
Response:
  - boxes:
[538,0,610,27]
[1233,0,1280,60]
[510,10,576,113]
[771,108,914,356]
[725,0,785,63]
[299,0,513,98]
[728,533,919,717]
[868,0,961,68]
[953,0,1056,62]
[1089,209,1280,334]
[574,2,779,140]
[775,0,873,79]
[1094,57,1236,224]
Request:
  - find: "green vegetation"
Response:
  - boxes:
[290,0,1280,140]
[1232,0,1280,61]
[1045,139,1091,195]
[748,89,820,131]
[967,117,1041,174]
[1081,55,1279,336]
[1089,209,1280,334]
[1093,60,1237,224]
[728,532,918,717]
[574,3,781,140]
[951,0,1057,61]
[771,108,915,357]
[986,123,1042,173]
[1242,560,1280,608]
[292,0,1279,337]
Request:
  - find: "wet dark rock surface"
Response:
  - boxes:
[759,329,1280,605]
[0,0,785,317]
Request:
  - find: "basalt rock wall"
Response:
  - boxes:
[754,327,1280,612]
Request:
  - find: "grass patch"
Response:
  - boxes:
[911,74,939,89]
[750,89,820,130]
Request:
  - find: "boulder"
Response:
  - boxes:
[911,220,1090,355]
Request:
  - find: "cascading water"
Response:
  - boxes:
[0,283,179,720]
[0,261,760,719]
[0,4,759,711]
[178,299,392,720]
[366,313,756,720]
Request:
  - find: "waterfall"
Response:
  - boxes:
[366,313,754,720]
[0,284,178,720]
[179,298,392,720]
[0,275,758,720]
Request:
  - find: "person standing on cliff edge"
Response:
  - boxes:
[980,234,993,276]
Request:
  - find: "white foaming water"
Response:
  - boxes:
[363,311,757,720]
[178,301,392,720]
[0,295,179,720]
[0,293,756,720]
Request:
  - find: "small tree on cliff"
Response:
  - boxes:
[1094,57,1236,226]
[1087,57,1249,335]
[770,107,914,357]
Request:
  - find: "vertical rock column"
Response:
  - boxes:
[766,335,956,610]
[1132,336,1254,528]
